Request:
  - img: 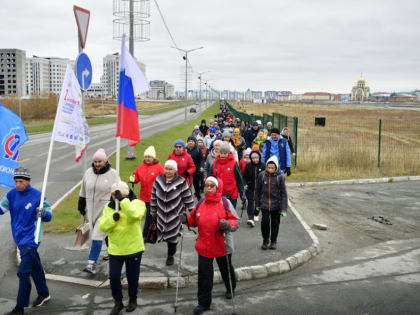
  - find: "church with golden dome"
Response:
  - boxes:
[351,76,370,101]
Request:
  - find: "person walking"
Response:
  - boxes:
[204,127,217,149]
[181,176,239,315]
[0,167,52,315]
[244,121,260,148]
[243,150,265,227]
[222,130,239,162]
[150,160,194,266]
[186,136,205,200]
[129,146,164,238]
[99,181,146,315]
[199,119,209,137]
[79,148,118,274]
[262,128,291,176]
[255,156,288,250]
[281,127,295,156]
[210,142,245,208]
[168,139,196,186]
[204,139,222,178]
[232,128,247,160]
[252,129,267,152]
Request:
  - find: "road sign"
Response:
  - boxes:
[73,5,90,49]
[75,52,92,90]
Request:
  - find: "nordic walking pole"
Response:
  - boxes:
[174,228,185,313]
[225,241,237,315]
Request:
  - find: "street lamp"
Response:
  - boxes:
[197,70,210,113]
[171,46,203,123]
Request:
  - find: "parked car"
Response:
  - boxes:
[190,107,197,113]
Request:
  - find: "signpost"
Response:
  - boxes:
[73,5,91,173]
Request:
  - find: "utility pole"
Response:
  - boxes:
[171,46,203,123]
[197,71,210,113]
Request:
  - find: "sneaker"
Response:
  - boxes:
[166,256,174,266]
[5,306,24,315]
[254,215,259,222]
[193,304,210,315]
[32,293,51,307]
[269,242,277,250]
[261,240,269,250]
[247,219,255,227]
[103,254,109,261]
[83,263,97,274]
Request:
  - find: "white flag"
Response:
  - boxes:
[53,64,90,162]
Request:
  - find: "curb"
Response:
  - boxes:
[39,199,320,290]
[287,175,420,188]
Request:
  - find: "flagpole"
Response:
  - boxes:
[35,122,57,244]
[115,136,121,212]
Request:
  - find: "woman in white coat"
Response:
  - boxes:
[78,148,118,274]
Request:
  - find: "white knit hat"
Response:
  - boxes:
[165,159,178,171]
[205,176,218,187]
[111,181,129,197]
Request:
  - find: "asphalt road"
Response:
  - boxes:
[1,181,419,314]
[0,103,207,280]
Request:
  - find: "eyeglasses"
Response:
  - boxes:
[175,146,183,148]
[204,183,216,188]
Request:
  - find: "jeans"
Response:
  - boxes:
[197,254,236,307]
[142,202,151,238]
[109,252,143,301]
[88,240,102,263]
[246,197,256,220]
[261,210,281,243]
[17,246,49,308]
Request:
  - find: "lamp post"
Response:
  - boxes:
[197,71,210,113]
[171,46,203,123]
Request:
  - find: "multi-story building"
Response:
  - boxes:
[149,80,174,99]
[102,53,146,97]
[0,49,26,96]
[86,82,106,98]
[302,92,332,101]
[49,57,70,94]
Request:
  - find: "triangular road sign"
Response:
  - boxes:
[73,5,90,49]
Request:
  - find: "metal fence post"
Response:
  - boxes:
[294,117,298,168]
[377,119,382,170]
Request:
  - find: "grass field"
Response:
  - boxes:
[44,102,219,233]
[234,102,420,181]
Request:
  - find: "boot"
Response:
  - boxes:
[269,242,277,250]
[126,296,137,312]
[166,256,174,266]
[110,300,124,315]
[261,239,269,250]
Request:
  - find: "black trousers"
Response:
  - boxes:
[109,252,143,301]
[246,196,256,220]
[261,210,281,243]
[142,202,151,238]
[193,173,202,198]
[167,241,177,257]
[197,254,236,308]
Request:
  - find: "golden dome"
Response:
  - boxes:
[358,76,365,82]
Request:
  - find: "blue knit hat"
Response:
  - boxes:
[174,139,185,148]
[209,127,216,133]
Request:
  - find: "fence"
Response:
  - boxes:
[227,102,420,179]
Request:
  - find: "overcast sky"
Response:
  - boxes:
[2,0,420,93]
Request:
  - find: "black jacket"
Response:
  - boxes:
[199,125,209,137]
[243,150,265,200]
[187,145,204,172]
[255,171,288,212]
[281,134,295,154]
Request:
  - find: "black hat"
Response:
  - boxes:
[14,167,31,180]
[201,119,206,124]
[271,128,280,135]
[187,136,197,143]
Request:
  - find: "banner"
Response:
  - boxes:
[53,64,90,161]
[0,104,28,188]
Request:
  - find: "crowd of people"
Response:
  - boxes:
[0,103,292,315]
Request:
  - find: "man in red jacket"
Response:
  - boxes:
[168,139,196,186]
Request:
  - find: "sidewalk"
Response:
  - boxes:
[38,199,315,289]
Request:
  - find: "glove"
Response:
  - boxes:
[129,175,135,183]
[281,211,287,217]
[78,197,86,216]
[114,190,124,202]
[286,167,291,176]
[184,170,190,177]
[244,185,248,191]
[36,207,46,218]
[113,212,120,221]
[199,167,204,174]
[179,212,188,224]
[240,191,247,202]
[219,219,231,232]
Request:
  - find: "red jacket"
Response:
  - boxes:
[132,162,164,202]
[239,159,248,175]
[168,149,196,185]
[211,153,240,200]
[187,179,238,258]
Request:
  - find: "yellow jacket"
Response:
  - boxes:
[99,198,146,256]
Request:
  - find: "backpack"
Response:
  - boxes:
[195,196,230,218]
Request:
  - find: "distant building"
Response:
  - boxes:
[102,53,146,97]
[351,76,370,101]
[149,80,174,99]
[86,82,106,98]
[0,48,26,96]
[389,93,418,103]
[369,92,390,102]
[302,92,332,101]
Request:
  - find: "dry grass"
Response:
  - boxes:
[235,102,420,181]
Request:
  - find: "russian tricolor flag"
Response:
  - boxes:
[116,35,150,145]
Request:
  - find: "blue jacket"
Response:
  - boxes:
[262,137,291,172]
[0,185,52,248]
